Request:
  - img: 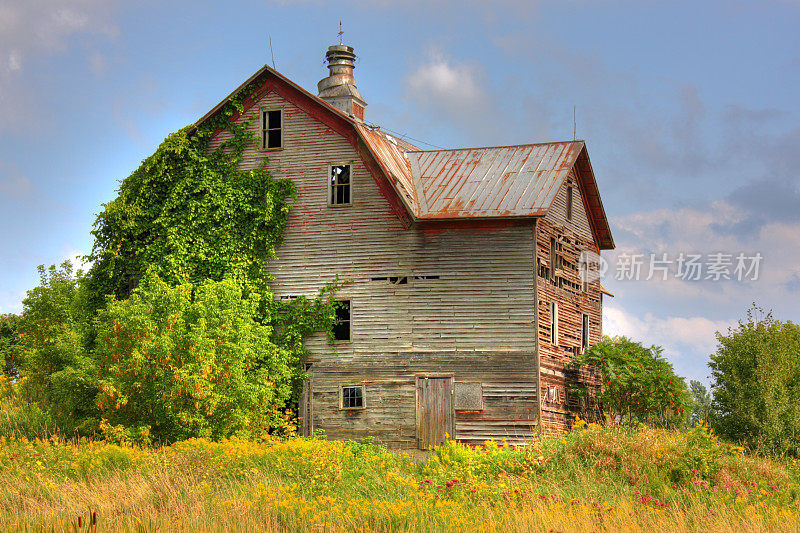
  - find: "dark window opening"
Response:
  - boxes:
[333,300,351,341]
[582,314,590,350]
[550,302,559,345]
[341,385,364,409]
[566,186,574,221]
[330,164,352,205]
[262,110,282,149]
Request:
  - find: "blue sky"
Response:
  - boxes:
[1,0,798,384]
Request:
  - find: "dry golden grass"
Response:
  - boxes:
[1,422,800,531]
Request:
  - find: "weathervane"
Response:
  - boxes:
[338,21,343,44]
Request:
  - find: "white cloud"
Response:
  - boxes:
[603,304,736,383]
[0,0,119,132]
[606,201,800,294]
[61,247,91,271]
[0,1,118,67]
[604,306,734,357]
[407,52,486,109]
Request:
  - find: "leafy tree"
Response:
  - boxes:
[15,262,97,431]
[709,305,800,455]
[573,336,691,427]
[689,380,712,427]
[0,313,22,377]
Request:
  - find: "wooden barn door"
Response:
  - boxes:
[416,377,454,450]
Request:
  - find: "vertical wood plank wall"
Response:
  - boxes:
[536,173,603,436]
[209,84,604,446]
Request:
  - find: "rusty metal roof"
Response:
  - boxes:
[355,124,421,217]
[407,141,583,220]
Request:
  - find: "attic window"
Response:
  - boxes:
[330,164,352,206]
[566,186,574,221]
[333,300,351,341]
[262,109,282,150]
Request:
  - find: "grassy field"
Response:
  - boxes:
[1,418,799,532]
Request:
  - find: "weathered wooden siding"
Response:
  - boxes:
[210,87,540,447]
[536,172,603,436]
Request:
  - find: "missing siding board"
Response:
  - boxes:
[454,382,483,411]
[369,275,439,283]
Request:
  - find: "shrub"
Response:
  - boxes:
[93,272,297,442]
[573,336,691,427]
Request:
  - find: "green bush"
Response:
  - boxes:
[573,336,691,427]
[94,272,297,442]
[709,306,800,455]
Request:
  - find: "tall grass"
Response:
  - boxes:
[1,419,799,531]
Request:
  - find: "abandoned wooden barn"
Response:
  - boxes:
[193,43,615,448]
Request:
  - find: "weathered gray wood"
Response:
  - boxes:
[417,377,454,449]
[207,85,605,447]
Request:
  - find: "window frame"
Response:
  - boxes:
[339,384,365,410]
[328,162,353,207]
[332,299,352,343]
[261,107,283,151]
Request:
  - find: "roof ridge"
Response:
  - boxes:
[406,140,585,154]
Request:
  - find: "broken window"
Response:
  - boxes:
[340,385,364,409]
[566,186,574,221]
[330,164,352,205]
[261,109,282,149]
[332,300,351,341]
[550,301,559,346]
[582,313,590,351]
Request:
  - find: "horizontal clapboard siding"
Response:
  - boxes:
[206,86,616,447]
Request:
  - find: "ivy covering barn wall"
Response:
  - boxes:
[3,87,340,443]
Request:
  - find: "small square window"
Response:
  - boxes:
[333,300,350,341]
[340,385,364,409]
[330,164,352,206]
[262,109,282,150]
